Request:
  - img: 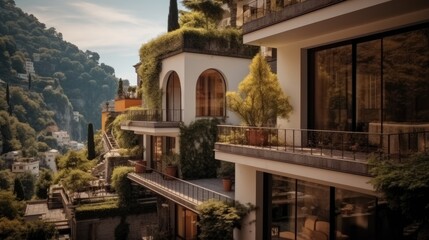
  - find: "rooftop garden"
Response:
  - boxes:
[137,27,259,109]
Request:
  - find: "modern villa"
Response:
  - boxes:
[118,0,429,239]
[214,0,429,240]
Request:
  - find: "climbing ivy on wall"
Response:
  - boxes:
[180,118,220,179]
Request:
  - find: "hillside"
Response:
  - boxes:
[0,0,118,153]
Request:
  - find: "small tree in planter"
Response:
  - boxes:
[226,52,292,145]
[218,161,234,191]
[162,152,180,179]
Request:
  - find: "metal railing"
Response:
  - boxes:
[242,0,345,25]
[217,125,429,161]
[125,109,183,122]
[129,163,233,205]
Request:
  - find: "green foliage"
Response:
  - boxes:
[369,153,429,223]
[74,199,156,220]
[0,110,39,154]
[180,118,220,179]
[112,113,142,155]
[87,123,96,160]
[0,190,24,219]
[114,216,130,240]
[25,220,58,240]
[182,0,224,29]
[0,217,25,240]
[60,169,94,195]
[197,199,253,240]
[57,150,94,171]
[15,172,35,200]
[227,53,293,127]
[111,166,134,208]
[35,169,53,199]
[0,170,13,190]
[218,161,234,179]
[13,178,25,200]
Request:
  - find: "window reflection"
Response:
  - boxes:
[312,26,429,133]
[335,189,376,240]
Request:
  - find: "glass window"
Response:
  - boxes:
[176,205,198,240]
[314,45,352,131]
[196,69,225,117]
[296,180,330,240]
[383,29,429,122]
[166,72,181,121]
[312,26,429,132]
[335,189,376,240]
[271,176,296,238]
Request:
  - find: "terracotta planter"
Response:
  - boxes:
[134,160,146,173]
[222,178,233,192]
[246,128,268,146]
[165,165,178,180]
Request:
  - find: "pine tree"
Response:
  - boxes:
[87,123,96,160]
[168,0,180,32]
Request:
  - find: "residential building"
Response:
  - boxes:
[214,0,429,240]
[12,157,39,175]
[120,29,258,239]
[44,149,59,173]
[52,130,71,146]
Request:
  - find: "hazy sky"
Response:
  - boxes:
[14,0,184,85]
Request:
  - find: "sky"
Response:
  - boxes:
[14,0,184,85]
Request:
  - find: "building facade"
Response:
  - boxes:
[214,0,429,239]
[12,157,39,175]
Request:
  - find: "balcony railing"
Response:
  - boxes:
[128,165,233,209]
[125,109,183,122]
[217,125,429,161]
[242,0,346,33]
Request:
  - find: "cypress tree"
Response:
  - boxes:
[168,0,179,32]
[13,178,25,200]
[87,123,96,160]
[117,78,124,99]
[6,83,12,115]
[28,73,32,89]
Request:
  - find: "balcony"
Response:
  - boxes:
[215,125,429,176]
[120,109,182,136]
[242,0,346,34]
[128,167,234,212]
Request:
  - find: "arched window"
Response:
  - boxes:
[196,69,225,117]
[166,71,181,121]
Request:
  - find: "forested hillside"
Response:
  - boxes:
[0,0,118,154]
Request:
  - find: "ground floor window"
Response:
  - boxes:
[176,205,198,240]
[265,174,390,240]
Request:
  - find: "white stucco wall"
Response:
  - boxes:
[159,52,253,126]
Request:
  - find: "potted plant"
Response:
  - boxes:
[226,52,293,145]
[162,152,180,180]
[218,161,235,191]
